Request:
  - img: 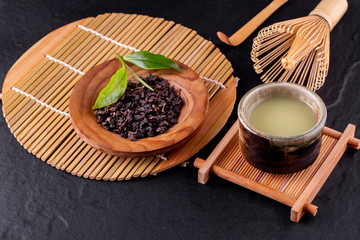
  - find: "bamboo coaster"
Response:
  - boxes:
[194,121,360,222]
[2,13,236,181]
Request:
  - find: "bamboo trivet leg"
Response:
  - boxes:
[195,157,318,216]
[291,138,337,198]
[290,124,356,222]
[198,121,238,184]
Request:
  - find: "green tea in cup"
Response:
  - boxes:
[248,97,317,137]
[238,82,327,173]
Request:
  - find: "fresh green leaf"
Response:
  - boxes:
[123,51,182,72]
[93,51,181,109]
[92,57,128,109]
[116,53,154,91]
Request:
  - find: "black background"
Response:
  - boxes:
[1,0,360,239]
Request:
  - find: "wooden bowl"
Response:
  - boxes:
[69,58,209,157]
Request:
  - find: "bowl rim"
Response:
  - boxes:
[238,82,327,141]
[69,58,209,156]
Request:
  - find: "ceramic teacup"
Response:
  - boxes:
[238,82,327,174]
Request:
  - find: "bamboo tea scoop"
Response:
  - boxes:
[217,0,288,46]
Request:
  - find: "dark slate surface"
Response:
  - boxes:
[1,0,359,239]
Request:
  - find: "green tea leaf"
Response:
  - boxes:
[92,57,128,109]
[93,52,181,109]
[123,51,182,72]
[125,64,154,91]
[116,53,154,91]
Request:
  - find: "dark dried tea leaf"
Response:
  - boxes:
[94,74,182,141]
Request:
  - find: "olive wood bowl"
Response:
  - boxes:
[69,58,209,157]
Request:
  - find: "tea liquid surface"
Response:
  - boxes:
[248,97,317,137]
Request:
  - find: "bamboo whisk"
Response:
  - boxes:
[251,0,348,91]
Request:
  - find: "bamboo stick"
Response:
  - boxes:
[291,124,355,222]
[141,157,161,178]
[71,148,98,175]
[64,145,92,172]
[108,157,136,181]
[45,131,76,160]
[86,154,112,179]
[195,158,318,216]
[102,157,129,181]
[57,140,86,169]
[95,156,119,180]
[133,156,155,178]
[2,18,89,96]
[292,138,337,198]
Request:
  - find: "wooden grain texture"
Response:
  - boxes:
[195,157,318,216]
[198,121,238,184]
[2,13,236,181]
[290,124,355,222]
[1,18,90,96]
[69,59,209,157]
[194,122,359,222]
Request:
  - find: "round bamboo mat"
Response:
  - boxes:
[2,13,236,181]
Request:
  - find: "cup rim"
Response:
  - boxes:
[238,82,327,141]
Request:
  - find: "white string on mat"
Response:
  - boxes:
[235,77,240,87]
[46,54,227,90]
[178,161,188,167]
[156,154,168,161]
[77,25,140,52]
[10,87,70,117]
[45,55,85,75]
[200,76,227,89]
[76,25,226,87]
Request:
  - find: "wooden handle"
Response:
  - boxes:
[221,0,288,46]
[309,0,348,31]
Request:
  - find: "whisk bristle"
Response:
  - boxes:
[251,15,330,91]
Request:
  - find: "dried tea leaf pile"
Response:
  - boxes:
[94,74,182,141]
